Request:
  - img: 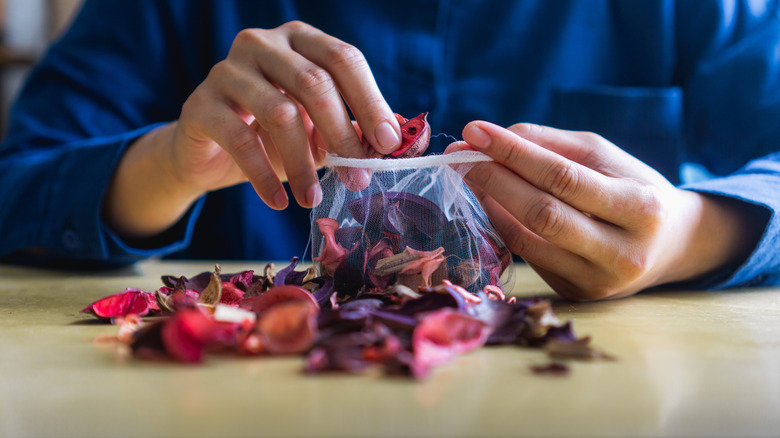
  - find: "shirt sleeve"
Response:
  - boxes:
[675,1,780,288]
[0,0,208,266]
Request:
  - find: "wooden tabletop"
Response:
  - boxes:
[1,260,779,438]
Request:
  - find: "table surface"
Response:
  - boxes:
[1,260,779,438]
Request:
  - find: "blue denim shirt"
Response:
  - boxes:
[1,0,779,289]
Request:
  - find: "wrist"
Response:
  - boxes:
[658,189,762,286]
[102,122,204,240]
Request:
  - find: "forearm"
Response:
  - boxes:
[101,122,204,241]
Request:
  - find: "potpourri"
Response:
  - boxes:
[82,261,614,379]
[82,112,613,377]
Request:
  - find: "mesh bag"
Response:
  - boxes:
[310,151,512,297]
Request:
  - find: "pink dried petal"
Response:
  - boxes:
[228,270,255,290]
[257,301,318,355]
[442,280,482,304]
[313,218,347,275]
[116,315,144,343]
[366,238,396,289]
[482,284,506,301]
[411,308,490,378]
[81,288,154,319]
[398,247,446,289]
[247,285,320,315]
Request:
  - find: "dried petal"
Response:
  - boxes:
[530,362,570,376]
[247,285,319,315]
[257,301,318,355]
[218,282,244,307]
[313,218,347,276]
[197,265,222,307]
[81,288,155,319]
[391,113,430,158]
[545,336,617,361]
[410,308,490,378]
[160,308,237,363]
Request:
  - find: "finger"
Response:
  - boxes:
[467,181,592,281]
[463,158,621,260]
[286,23,401,154]
[462,121,639,227]
[506,122,634,174]
[197,101,288,210]
[213,61,321,208]
[228,28,365,165]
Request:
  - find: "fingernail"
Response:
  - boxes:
[465,123,491,149]
[273,190,288,209]
[306,183,323,207]
[374,120,401,152]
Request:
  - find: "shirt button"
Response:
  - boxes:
[62,229,80,251]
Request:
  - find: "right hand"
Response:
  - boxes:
[171,20,401,209]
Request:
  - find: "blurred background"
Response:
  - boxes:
[0,0,82,136]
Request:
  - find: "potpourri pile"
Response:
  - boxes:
[83,261,614,379]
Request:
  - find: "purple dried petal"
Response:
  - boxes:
[162,270,259,293]
[309,275,336,307]
[334,226,365,248]
[274,257,302,286]
[346,192,446,240]
[305,322,399,373]
[333,238,367,298]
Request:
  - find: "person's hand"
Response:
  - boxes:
[104,21,401,239]
[172,20,400,209]
[449,121,759,300]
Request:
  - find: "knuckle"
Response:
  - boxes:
[526,197,566,239]
[616,253,651,283]
[502,229,527,256]
[264,99,300,130]
[633,186,665,229]
[498,137,525,167]
[475,163,503,191]
[544,160,579,199]
[323,42,366,69]
[234,28,264,47]
[294,66,335,98]
[228,126,259,157]
[280,20,308,32]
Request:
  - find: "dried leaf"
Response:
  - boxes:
[545,336,617,361]
[197,265,223,307]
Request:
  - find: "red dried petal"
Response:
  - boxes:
[391,113,430,158]
[81,288,154,319]
[219,282,245,307]
[161,308,238,363]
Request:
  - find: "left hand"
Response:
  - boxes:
[449,121,757,300]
